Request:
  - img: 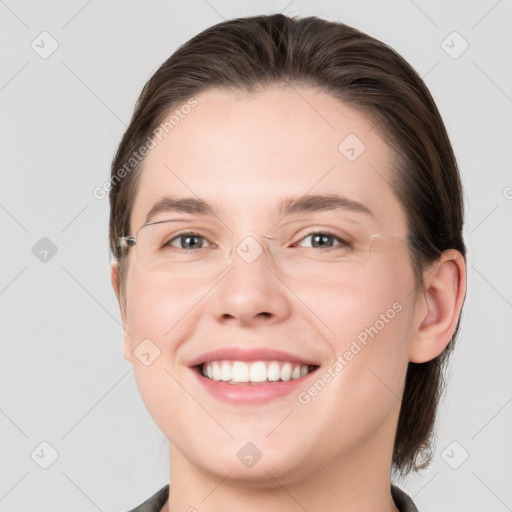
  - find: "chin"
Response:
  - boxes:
[183,436,311,487]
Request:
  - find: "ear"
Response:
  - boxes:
[111,261,132,363]
[409,249,467,363]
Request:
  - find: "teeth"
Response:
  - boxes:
[232,361,249,382]
[212,362,222,381]
[221,361,231,381]
[281,362,292,381]
[267,361,280,381]
[201,360,314,384]
[249,361,267,383]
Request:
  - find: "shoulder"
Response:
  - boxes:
[125,484,169,512]
[391,484,419,512]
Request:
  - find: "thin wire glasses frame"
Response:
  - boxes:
[116,217,417,272]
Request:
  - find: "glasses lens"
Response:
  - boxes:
[135,221,228,275]
[269,217,373,265]
[132,218,375,276]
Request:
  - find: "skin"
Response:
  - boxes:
[111,85,466,512]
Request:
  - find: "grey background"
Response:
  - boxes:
[1,0,511,510]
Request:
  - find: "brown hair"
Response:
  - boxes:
[109,13,466,475]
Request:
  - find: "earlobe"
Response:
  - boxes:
[111,261,126,322]
[111,261,132,363]
[122,336,132,363]
[111,260,120,301]
[409,250,467,363]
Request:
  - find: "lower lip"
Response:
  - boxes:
[190,367,318,404]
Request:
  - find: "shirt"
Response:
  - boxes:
[126,483,419,511]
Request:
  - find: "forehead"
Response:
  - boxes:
[130,86,406,234]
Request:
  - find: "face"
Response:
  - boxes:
[116,85,420,485]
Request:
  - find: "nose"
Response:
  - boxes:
[209,233,291,327]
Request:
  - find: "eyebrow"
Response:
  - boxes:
[144,193,374,225]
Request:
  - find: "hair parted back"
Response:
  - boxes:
[109,13,466,475]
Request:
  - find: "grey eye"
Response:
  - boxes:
[167,233,210,250]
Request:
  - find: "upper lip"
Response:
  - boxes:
[187,347,320,367]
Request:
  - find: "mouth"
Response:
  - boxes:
[187,347,321,403]
[194,360,319,385]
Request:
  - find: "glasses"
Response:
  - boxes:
[117,217,410,277]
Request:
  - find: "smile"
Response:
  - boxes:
[199,360,317,384]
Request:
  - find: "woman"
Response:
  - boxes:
[109,13,466,512]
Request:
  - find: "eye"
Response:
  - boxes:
[294,231,352,250]
[166,232,214,250]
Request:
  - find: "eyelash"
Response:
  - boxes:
[165,231,352,251]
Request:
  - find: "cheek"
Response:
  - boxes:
[123,269,197,441]
[292,265,415,458]
[295,253,416,404]
[292,250,415,345]
[124,266,199,346]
